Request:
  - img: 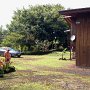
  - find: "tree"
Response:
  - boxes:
[1,32,24,50]
[3,4,69,52]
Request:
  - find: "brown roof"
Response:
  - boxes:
[59,7,90,17]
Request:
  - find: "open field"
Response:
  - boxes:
[0,51,90,90]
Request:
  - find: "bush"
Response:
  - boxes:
[4,66,16,74]
[22,50,54,55]
[0,69,4,77]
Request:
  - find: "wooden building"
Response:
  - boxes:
[59,7,90,67]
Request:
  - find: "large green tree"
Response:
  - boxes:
[3,4,69,51]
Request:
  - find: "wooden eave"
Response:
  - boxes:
[59,7,90,17]
[64,16,72,26]
[59,7,90,26]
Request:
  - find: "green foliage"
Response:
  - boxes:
[0,26,8,46]
[0,69,4,75]
[2,4,69,52]
[62,48,67,53]
[1,32,24,49]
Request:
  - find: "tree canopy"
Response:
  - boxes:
[1,4,69,52]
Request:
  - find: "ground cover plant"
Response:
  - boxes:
[0,51,90,90]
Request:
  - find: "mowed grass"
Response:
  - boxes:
[30,52,74,68]
[11,83,53,90]
[0,51,90,90]
[12,51,74,70]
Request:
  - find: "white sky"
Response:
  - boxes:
[0,0,90,29]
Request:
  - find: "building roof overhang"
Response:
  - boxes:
[59,7,90,17]
[59,7,90,25]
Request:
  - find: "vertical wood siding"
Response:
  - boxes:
[76,16,90,67]
[87,17,90,67]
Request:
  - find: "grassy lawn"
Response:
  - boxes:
[13,51,73,70]
[0,51,90,90]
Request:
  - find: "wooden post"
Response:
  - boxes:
[67,29,72,60]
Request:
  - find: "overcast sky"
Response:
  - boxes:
[0,0,90,28]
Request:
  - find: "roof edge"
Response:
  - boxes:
[59,7,90,16]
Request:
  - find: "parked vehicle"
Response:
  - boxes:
[0,47,22,57]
